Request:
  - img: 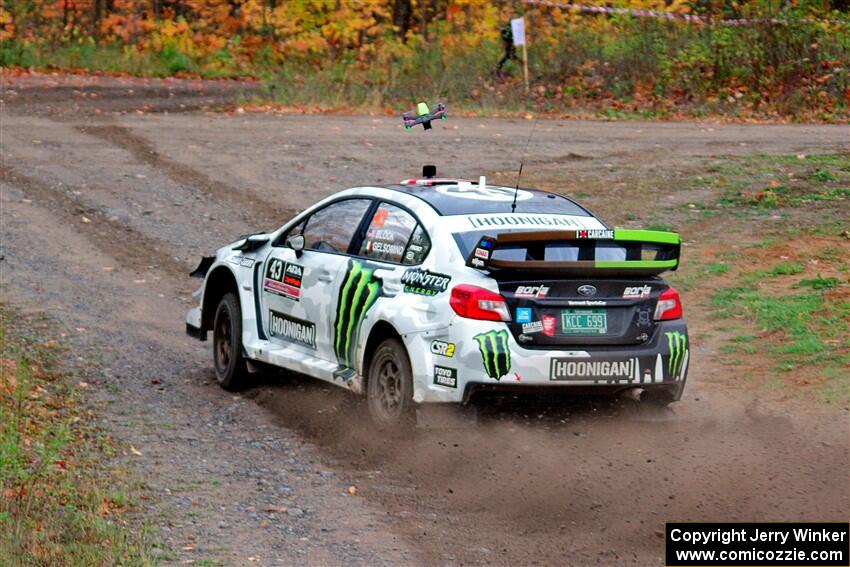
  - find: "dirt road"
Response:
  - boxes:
[2,74,848,566]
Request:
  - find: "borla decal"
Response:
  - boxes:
[264,258,304,301]
[269,310,316,349]
[623,285,652,299]
[334,260,383,369]
[473,330,511,380]
[401,268,451,296]
[515,285,549,299]
[665,331,688,380]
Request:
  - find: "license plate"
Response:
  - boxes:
[560,309,608,334]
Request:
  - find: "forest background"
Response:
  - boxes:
[2,0,849,120]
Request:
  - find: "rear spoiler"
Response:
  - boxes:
[465,229,681,276]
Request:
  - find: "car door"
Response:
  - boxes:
[331,201,432,371]
[260,198,373,363]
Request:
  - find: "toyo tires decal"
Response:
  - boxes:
[665,331,688,380]
[334,259,382,368]
[473,330,512,380]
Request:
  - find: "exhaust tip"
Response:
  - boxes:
[621,387,647,403]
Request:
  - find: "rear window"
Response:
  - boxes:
[453,231,633,262]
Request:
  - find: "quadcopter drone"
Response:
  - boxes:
[402,101,447,131]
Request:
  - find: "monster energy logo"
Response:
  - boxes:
[665,331,687,379]
[473,330,512,380]
[334,260,382,368]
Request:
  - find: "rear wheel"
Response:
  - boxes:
[212,292,249,391]
[367,338,414,426]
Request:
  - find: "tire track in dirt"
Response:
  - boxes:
[76,124,297,229]
[1,165,188,281]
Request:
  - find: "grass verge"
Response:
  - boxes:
[0,306,153,565]
[704,153,850,211]
[709,251,849,406]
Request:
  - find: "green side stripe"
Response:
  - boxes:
[665,331,687,377]
[344,268,371,366]
[351,281,380,366]
[488,332,498,377]
[667,332,676,375]
[595,259,679,269]
[614,229,681,245]
[500,332,510,377]
[474,335,493,378]
[335,261,363,358]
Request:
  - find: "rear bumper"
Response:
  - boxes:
[461,381,681,405]
[409,319,689,404]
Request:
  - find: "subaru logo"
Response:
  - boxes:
[577,285,597,297]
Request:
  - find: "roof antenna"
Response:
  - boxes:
[512,116,539,213]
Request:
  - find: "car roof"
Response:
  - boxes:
[382,180,595,217]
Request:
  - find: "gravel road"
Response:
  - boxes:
[1,74,848,566]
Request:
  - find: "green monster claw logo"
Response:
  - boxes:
[334,260,382,368]
[473,330,512,380]
[665,331,688,379]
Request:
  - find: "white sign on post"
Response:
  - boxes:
[510,17,526,46]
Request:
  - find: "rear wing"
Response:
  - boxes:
[465,229,681,276]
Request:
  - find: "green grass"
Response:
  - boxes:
[706,153,850,211]
[764,262,805,277]
[798,275,841,291]
[710,272,850,404]
[816,247,844,262]
[668,260,731,291]
[0,307,154,565]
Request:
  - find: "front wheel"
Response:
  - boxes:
[366,338,414,426]
[212,292,249,391]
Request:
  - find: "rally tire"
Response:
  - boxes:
[366,338,414,426]
[212,292,250,391]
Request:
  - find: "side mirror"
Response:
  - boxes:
[286,234,305,258]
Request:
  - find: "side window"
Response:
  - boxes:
[359,203,418,263]
[302,199,371,253]
[403,224,431,265]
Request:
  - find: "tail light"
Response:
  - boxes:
[450,284,512,322]
[654,287,683,320]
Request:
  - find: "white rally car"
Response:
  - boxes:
[186,174,689,424]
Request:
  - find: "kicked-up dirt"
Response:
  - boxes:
[1,72,848,566]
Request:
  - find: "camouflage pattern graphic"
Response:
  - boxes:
[334,259,382,368]
[473,330,511,380]
[665,331,687,379]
